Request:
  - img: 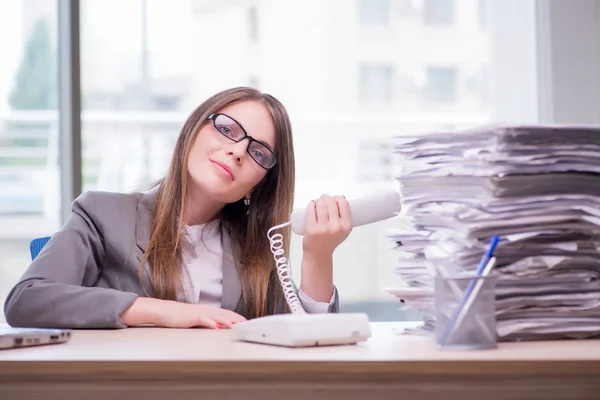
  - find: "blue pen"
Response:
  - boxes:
[475,235,499,274]
[439,235,499,344]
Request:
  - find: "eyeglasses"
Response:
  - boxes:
[207,113,277,170]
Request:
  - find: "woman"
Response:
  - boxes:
[4,87,352,329]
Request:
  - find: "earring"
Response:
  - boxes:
[244,197,250,214]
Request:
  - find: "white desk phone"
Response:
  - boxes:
[232,189,401,347]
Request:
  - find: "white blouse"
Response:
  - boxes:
[179,219,334,313]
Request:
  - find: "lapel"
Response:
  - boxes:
[134,191,242,310]
[220,227,243,312]
[135,191,156,297]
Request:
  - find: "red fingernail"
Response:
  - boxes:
[231,321,236,325]
[216,323,222,329]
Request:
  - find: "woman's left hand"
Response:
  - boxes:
[301,195,352,302]
[299,195,352,303]
[302,194,352,259]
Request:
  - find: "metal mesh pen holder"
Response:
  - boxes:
[434,274,497,350]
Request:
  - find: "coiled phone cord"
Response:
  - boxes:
[267,222,307,315]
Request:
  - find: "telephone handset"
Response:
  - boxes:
[231,190,401,347]
[289,190,401,235]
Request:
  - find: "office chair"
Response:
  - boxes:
[30,236,51,261]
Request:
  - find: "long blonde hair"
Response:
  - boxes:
[141,87,295,318]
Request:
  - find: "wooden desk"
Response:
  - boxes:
[0,322,599,400]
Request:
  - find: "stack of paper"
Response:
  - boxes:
[387,124,600,341]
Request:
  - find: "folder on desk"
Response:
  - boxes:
[386,124,600,341]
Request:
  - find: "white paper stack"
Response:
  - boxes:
[387,124,600,341]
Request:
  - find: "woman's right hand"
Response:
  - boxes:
[120,297,247,329]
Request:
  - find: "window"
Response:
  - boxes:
[357,139,393,182]
[56,0,492,322]
[478,0,487,29]
[466,66,488,105]
[423,66,457,103]
[359,65,394,104]
[0,0,60,322]
[248,6,258,42]
[424,0,454,25]
[358,0,389,26]
[249,76,259,88]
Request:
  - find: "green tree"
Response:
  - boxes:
[9,18,57,110]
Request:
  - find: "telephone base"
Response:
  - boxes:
[231,313,371,347]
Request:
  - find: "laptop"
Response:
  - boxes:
[0,327,72,349]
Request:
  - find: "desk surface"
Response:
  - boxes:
[1,322,599,400]
[0,322,599,366]
[0,321,598,362]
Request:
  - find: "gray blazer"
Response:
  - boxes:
[4,191,339,329]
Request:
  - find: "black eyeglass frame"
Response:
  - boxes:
[207,113,277,170]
